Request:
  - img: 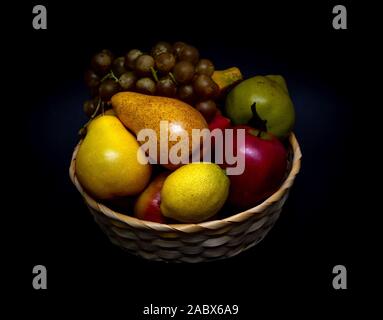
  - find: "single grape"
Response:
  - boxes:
[125,49,143,69]
[90,86,99,97]
[173,61,195,84]
[178,45,199,64]
[151,41,172,57]
[195,59,215,76]
[112,57,127,77]
[101,49,114,61]
[119,71,137,91]
[99,79,121,101]
[84,69,100,88]
[193,74,219,99]
[195,100,218,122]
[91,51,113,75]
[172,42,187,59]
[156,77,177,97]
[83,99,95,118]
[136,77,156,95]
[178,85,196,104]
[135,54,155,77]
[155,53,176,73]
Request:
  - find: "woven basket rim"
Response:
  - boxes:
[69,133,302,233]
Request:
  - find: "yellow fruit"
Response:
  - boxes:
[76,115,151,199]
[160,163,229,223]
[103,108,116,116]
[212,67,243,97]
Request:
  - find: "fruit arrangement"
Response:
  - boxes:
[74,41,297,225]
[82,42,235,122]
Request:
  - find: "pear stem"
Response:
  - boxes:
[78,98,103,137]
[249,102,267,136]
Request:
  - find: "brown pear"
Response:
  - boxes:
[112,92,208,169]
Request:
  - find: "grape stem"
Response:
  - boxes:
[169,72,177,85]
[101,73,110,82]
[110,70,119,82]
[150,67,159,82]
[78,98,103,137]
[101,70,119,82]
[91,98,102,118]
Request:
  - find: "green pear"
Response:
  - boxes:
[266,75,289,93]
[225,75,295,139]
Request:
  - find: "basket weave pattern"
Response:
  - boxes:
[69,133,302,263]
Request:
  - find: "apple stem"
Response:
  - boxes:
[249,102,267,136]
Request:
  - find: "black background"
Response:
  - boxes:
[5,0,375,317]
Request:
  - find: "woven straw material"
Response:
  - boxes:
[69,133,302,263]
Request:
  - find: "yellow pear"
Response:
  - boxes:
[75,115,151,200]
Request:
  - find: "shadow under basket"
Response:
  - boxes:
[69,133,302,263]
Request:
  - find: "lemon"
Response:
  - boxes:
[160,163,230,223]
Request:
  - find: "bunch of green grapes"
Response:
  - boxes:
[83,42,219,122]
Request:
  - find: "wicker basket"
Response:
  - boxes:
[69,133,302,263]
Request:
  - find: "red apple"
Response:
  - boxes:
[222,126,287,208]
[208,110,231,131]
[134,173,169,223]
